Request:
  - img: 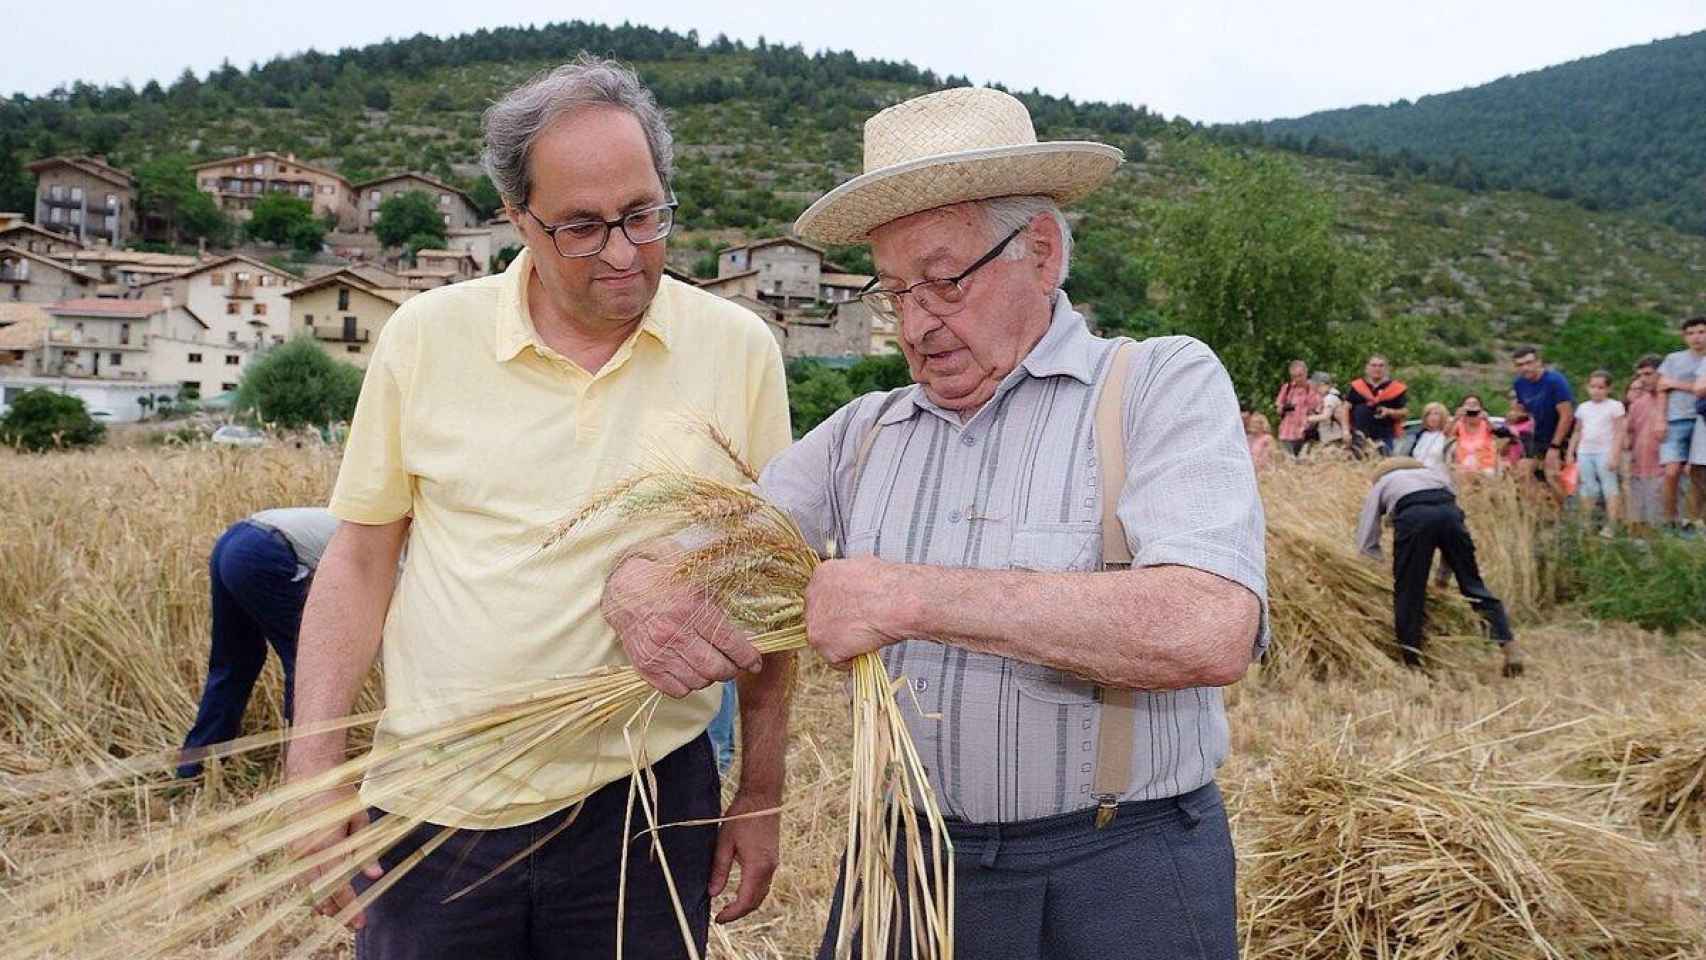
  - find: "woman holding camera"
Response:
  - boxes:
[1274,359,1321,457]
[1449,394,1502,477]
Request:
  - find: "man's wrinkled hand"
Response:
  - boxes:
[290,785,382,930]
[709,790,782,923]
[803,556,906,669]
[604,555,762,698]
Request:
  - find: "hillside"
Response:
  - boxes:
[1239,30,1706,235]
[3,20,1704,376]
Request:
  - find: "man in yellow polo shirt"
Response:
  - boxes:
[284,56,794,958]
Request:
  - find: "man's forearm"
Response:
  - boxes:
[732,652,794,800]
[886,564,1258,691]
[285,523,404,778]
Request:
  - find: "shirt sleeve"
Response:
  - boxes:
[744,329,793,473]
[1355,479,1387,559]
[327,315,414,525]
[1551,373,1575,406]
[1114,337,1269,657]
[756,395,873,557]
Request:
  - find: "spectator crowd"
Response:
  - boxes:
[1244,314,1706,538]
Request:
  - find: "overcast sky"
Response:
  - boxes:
[10,1,1704,123]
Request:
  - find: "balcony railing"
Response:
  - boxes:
[0,268,28,283]
[229,282,255,300]
[312,326,369,343]
[41,195,118,210]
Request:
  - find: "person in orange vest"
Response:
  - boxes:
[1341,355,1409,455]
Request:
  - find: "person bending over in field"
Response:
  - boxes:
[177,507,337,778]
[1356,457,1522,676]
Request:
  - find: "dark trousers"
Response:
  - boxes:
[1392,492,1514,664]
[817,782,1238,960]
[355,735,721,960]
[178,521,306,777]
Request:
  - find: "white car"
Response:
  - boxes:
[210,425,265,448]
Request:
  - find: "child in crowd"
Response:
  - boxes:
[1247,412,1275,471]
[1624,355,1668,533]
[1449,394,1501,478]
[1569,370,1626,537]
[1305,371,1344,452]
[1499,399,1537,473]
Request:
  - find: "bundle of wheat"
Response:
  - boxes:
[1543,698,1706,838]
[1255,460,1552,683]
[1238,743,1700,959]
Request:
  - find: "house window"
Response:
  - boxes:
[71,187,83,202]
[320,185,332,195]
[227,331,238,344]
[119,322,130,345]
[370,190,382,205]
[109,352,122,366]
[182,380,199,392]
[298,184,312,198]
[225,355,240,366]
[62,349,78,358]
[50,208,63,223]
[104,214,116,229]
[337,288,350,310]
[253,303,267,316]
[343,316,358,341]
[272,335,284,345]
[226,302,239,315]
[222,382,237,391]
[187,353,202,363]
[347,345,362,353]
[69,210,82,224]
[439,194,450,207]
[50,185,64,200]
[280,165,290,174]
[252,162,265,175]
[304,313,314,326]
[442,214,450,225]
[211,272,225,285]
[105,193,117,209]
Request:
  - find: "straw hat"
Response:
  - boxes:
[793,87,1124,244]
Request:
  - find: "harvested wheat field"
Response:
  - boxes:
[3,445,1704,958]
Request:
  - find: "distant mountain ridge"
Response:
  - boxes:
[1231,30,1706,235]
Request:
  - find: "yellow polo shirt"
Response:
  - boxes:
[329,249,790,828]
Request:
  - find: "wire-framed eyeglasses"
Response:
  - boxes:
[857,228,1023,321]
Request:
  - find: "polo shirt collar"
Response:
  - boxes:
[876,291,1097,427]
[493,248,674,363]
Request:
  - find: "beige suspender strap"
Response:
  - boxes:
[1092,341,1138,827]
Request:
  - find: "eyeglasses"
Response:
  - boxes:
[521,199,678,258]
[858,228,1023,321]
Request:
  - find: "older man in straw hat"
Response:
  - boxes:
[608,87,1267,957]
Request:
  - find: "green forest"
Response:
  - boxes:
[4,20,1705,418]
[1229,30,1706,236]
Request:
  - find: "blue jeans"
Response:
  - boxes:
[178,521,306,777]
[707,682,737,773]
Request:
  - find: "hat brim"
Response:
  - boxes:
[794,142,1123,245]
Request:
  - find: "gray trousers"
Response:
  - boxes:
[817,781,1238,960]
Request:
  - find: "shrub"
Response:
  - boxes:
[235,338,364,429]
[1564,531,1706,634]
[0,389,106,452]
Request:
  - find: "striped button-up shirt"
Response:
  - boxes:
[758,294,1268,824]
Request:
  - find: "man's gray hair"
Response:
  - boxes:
[481,54,674,208]
[980,196,1073,289]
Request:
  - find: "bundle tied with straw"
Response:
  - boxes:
[1238,741,1701,959]
[3,428,952,960]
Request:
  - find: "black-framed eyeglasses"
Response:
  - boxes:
[858,228,1023,321]
[521,199,678,259]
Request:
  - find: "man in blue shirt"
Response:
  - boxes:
[1512,346,1575,498]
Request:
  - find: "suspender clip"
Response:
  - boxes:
[1094,795,1119,829]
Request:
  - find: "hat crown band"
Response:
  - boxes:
[862,89,1040,174]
